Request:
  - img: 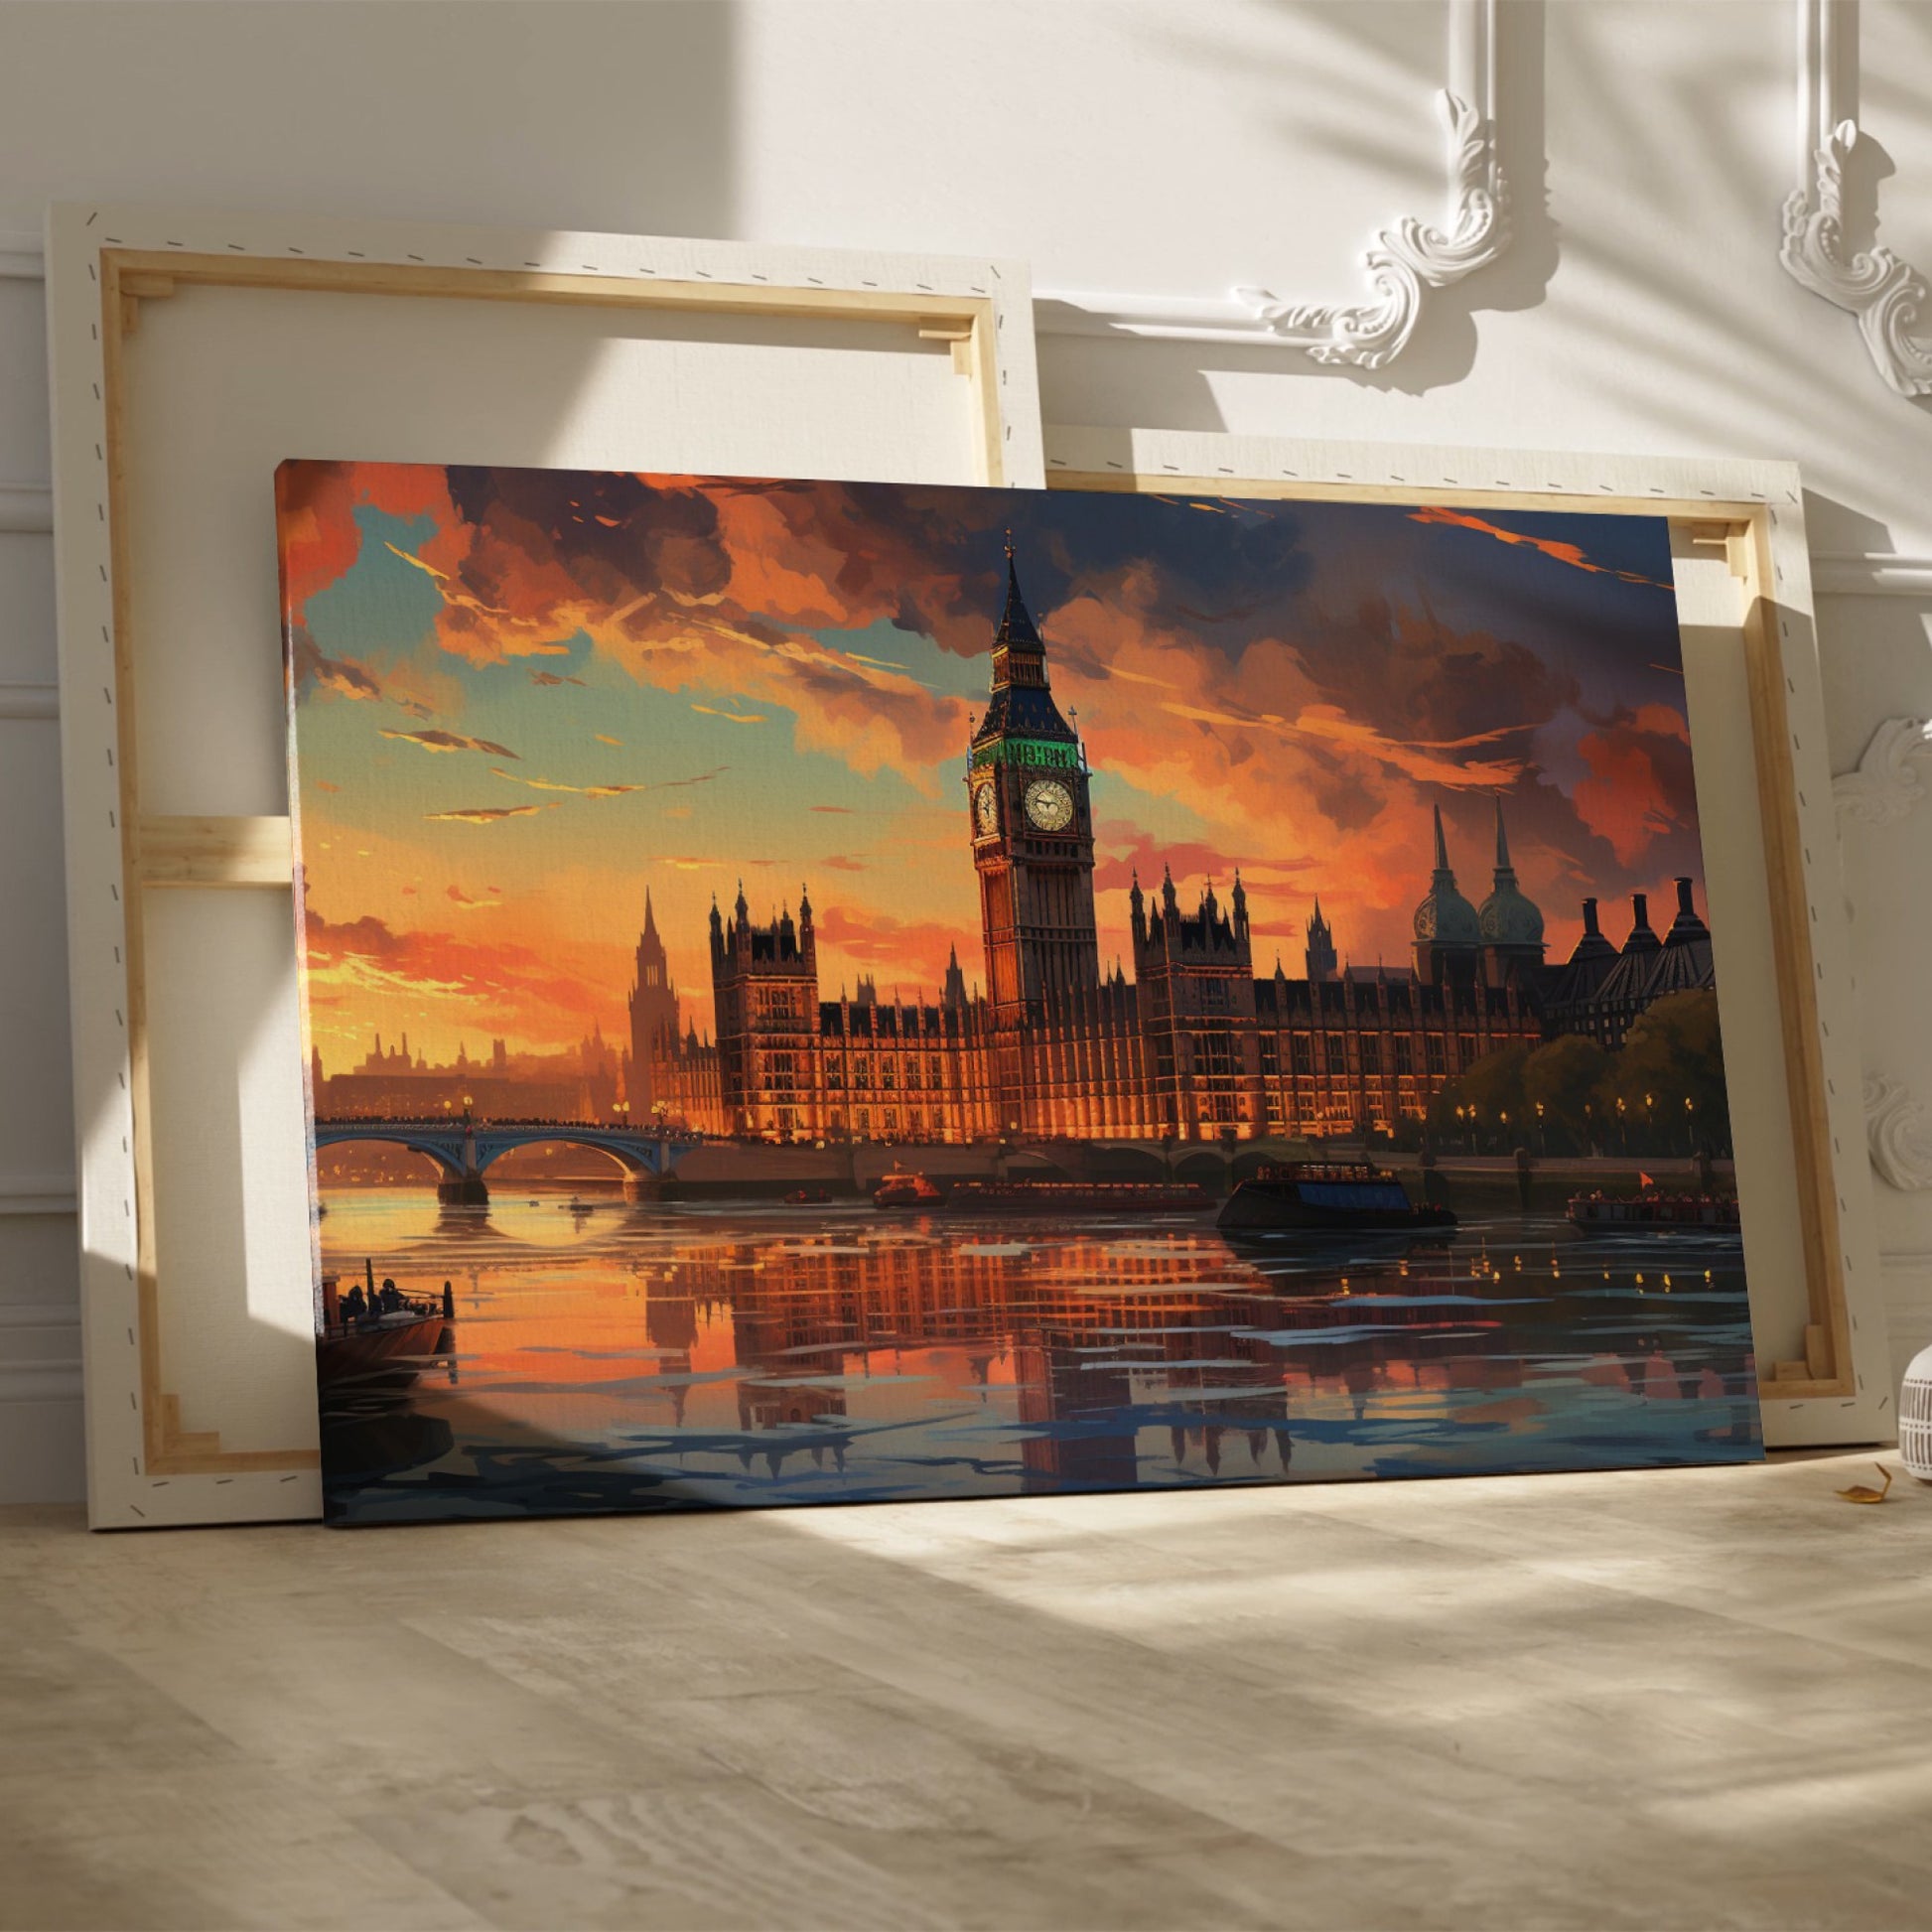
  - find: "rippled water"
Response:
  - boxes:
[317,1187,1761,1524]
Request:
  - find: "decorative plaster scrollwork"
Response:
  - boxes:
[1035,0,1510,367]
[1864,1074,1932,1191]
[1781,2,1932,399]
[1782,123,1932,398]
[1839,720,1932,1190]
[1232,92,1509,369]
[1833,717,1932,825]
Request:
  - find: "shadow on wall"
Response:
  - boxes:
[1035,0,1555,420]
[0,4,739,241]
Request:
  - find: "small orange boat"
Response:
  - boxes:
[873,1171,947,1210]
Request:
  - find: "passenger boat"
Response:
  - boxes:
[872,1172,947,1209]
[784,1186,834,1205]
[943,1178,1209,1216]
[1566,1188,1740,1229]
[1217,1162,1456,1234]
[318,1264,455,1388]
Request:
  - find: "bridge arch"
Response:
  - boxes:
[312,1121,700,1203]
[473,1136,648,1182]
[313,1128,468,1177]
[1172,1147,1235,1190]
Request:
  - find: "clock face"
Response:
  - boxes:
[973,782,999,835]
[1024,777,1074,832]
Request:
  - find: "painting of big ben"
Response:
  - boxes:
[278,462,1759,1527]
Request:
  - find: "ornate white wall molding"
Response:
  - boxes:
[0,1303,82,1411]
[0,485,58,722]
[1836,720,1932,1191]
[0,482,53,532]
[0,9,1515,373]
[1811,552,1932,597]
[1838,720,1932,1191]
[0,1173,78,1217]
[1864,1074,1932,1191]
[1834,716,1932,825]
[0,684,58,722]
[1035,0,1509,367]
[0,231,41,281]
[1781,0,1932,399]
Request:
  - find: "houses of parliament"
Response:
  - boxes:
[622,544,1715,1146]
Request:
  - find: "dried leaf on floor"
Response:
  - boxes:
[1835,1464,1894,1505]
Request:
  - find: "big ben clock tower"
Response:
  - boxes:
[967,535,1100,1026]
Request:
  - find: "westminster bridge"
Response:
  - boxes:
[312,1117,704,1204]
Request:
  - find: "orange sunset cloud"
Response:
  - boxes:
[381,728,519,759]
[1409,505,1675,592]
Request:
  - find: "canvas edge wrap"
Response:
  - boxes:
[1042,423,1890,1452]
[47,201,1045,1529]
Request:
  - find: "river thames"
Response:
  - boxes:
[317,1185,1761,1524]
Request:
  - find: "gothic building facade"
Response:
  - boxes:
[643,544,1724,1145]
[635,544,1715,1145]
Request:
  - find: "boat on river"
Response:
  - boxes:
[873,1172,948,1209]
[318,1264,455,1388]
[1217,1162,1456,1235]
[942,1178,1210,1216]
[1567,1188,1740,1229]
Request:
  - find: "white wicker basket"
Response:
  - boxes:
[1901,1344,1932,1480]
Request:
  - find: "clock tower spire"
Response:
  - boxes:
[967,533,1099,1025]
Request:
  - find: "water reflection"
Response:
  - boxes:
[318,1190,1760,1524]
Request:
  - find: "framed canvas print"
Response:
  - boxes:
[284,458,1793,1527]
[45,202,1042,1526]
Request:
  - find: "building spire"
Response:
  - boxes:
[992,532,1043,661]
[641,886,658,939]
[1433,803,1450,876]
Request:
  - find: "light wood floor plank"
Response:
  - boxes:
[4,1454,1931,1930]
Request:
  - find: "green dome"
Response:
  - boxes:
[1413,805,1480,945]
[1478,883,1545,946]
[1414,882,1480,945]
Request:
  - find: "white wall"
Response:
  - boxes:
[2,0,1928,1502]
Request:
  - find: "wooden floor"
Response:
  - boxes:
[4,1452,1931,1930]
